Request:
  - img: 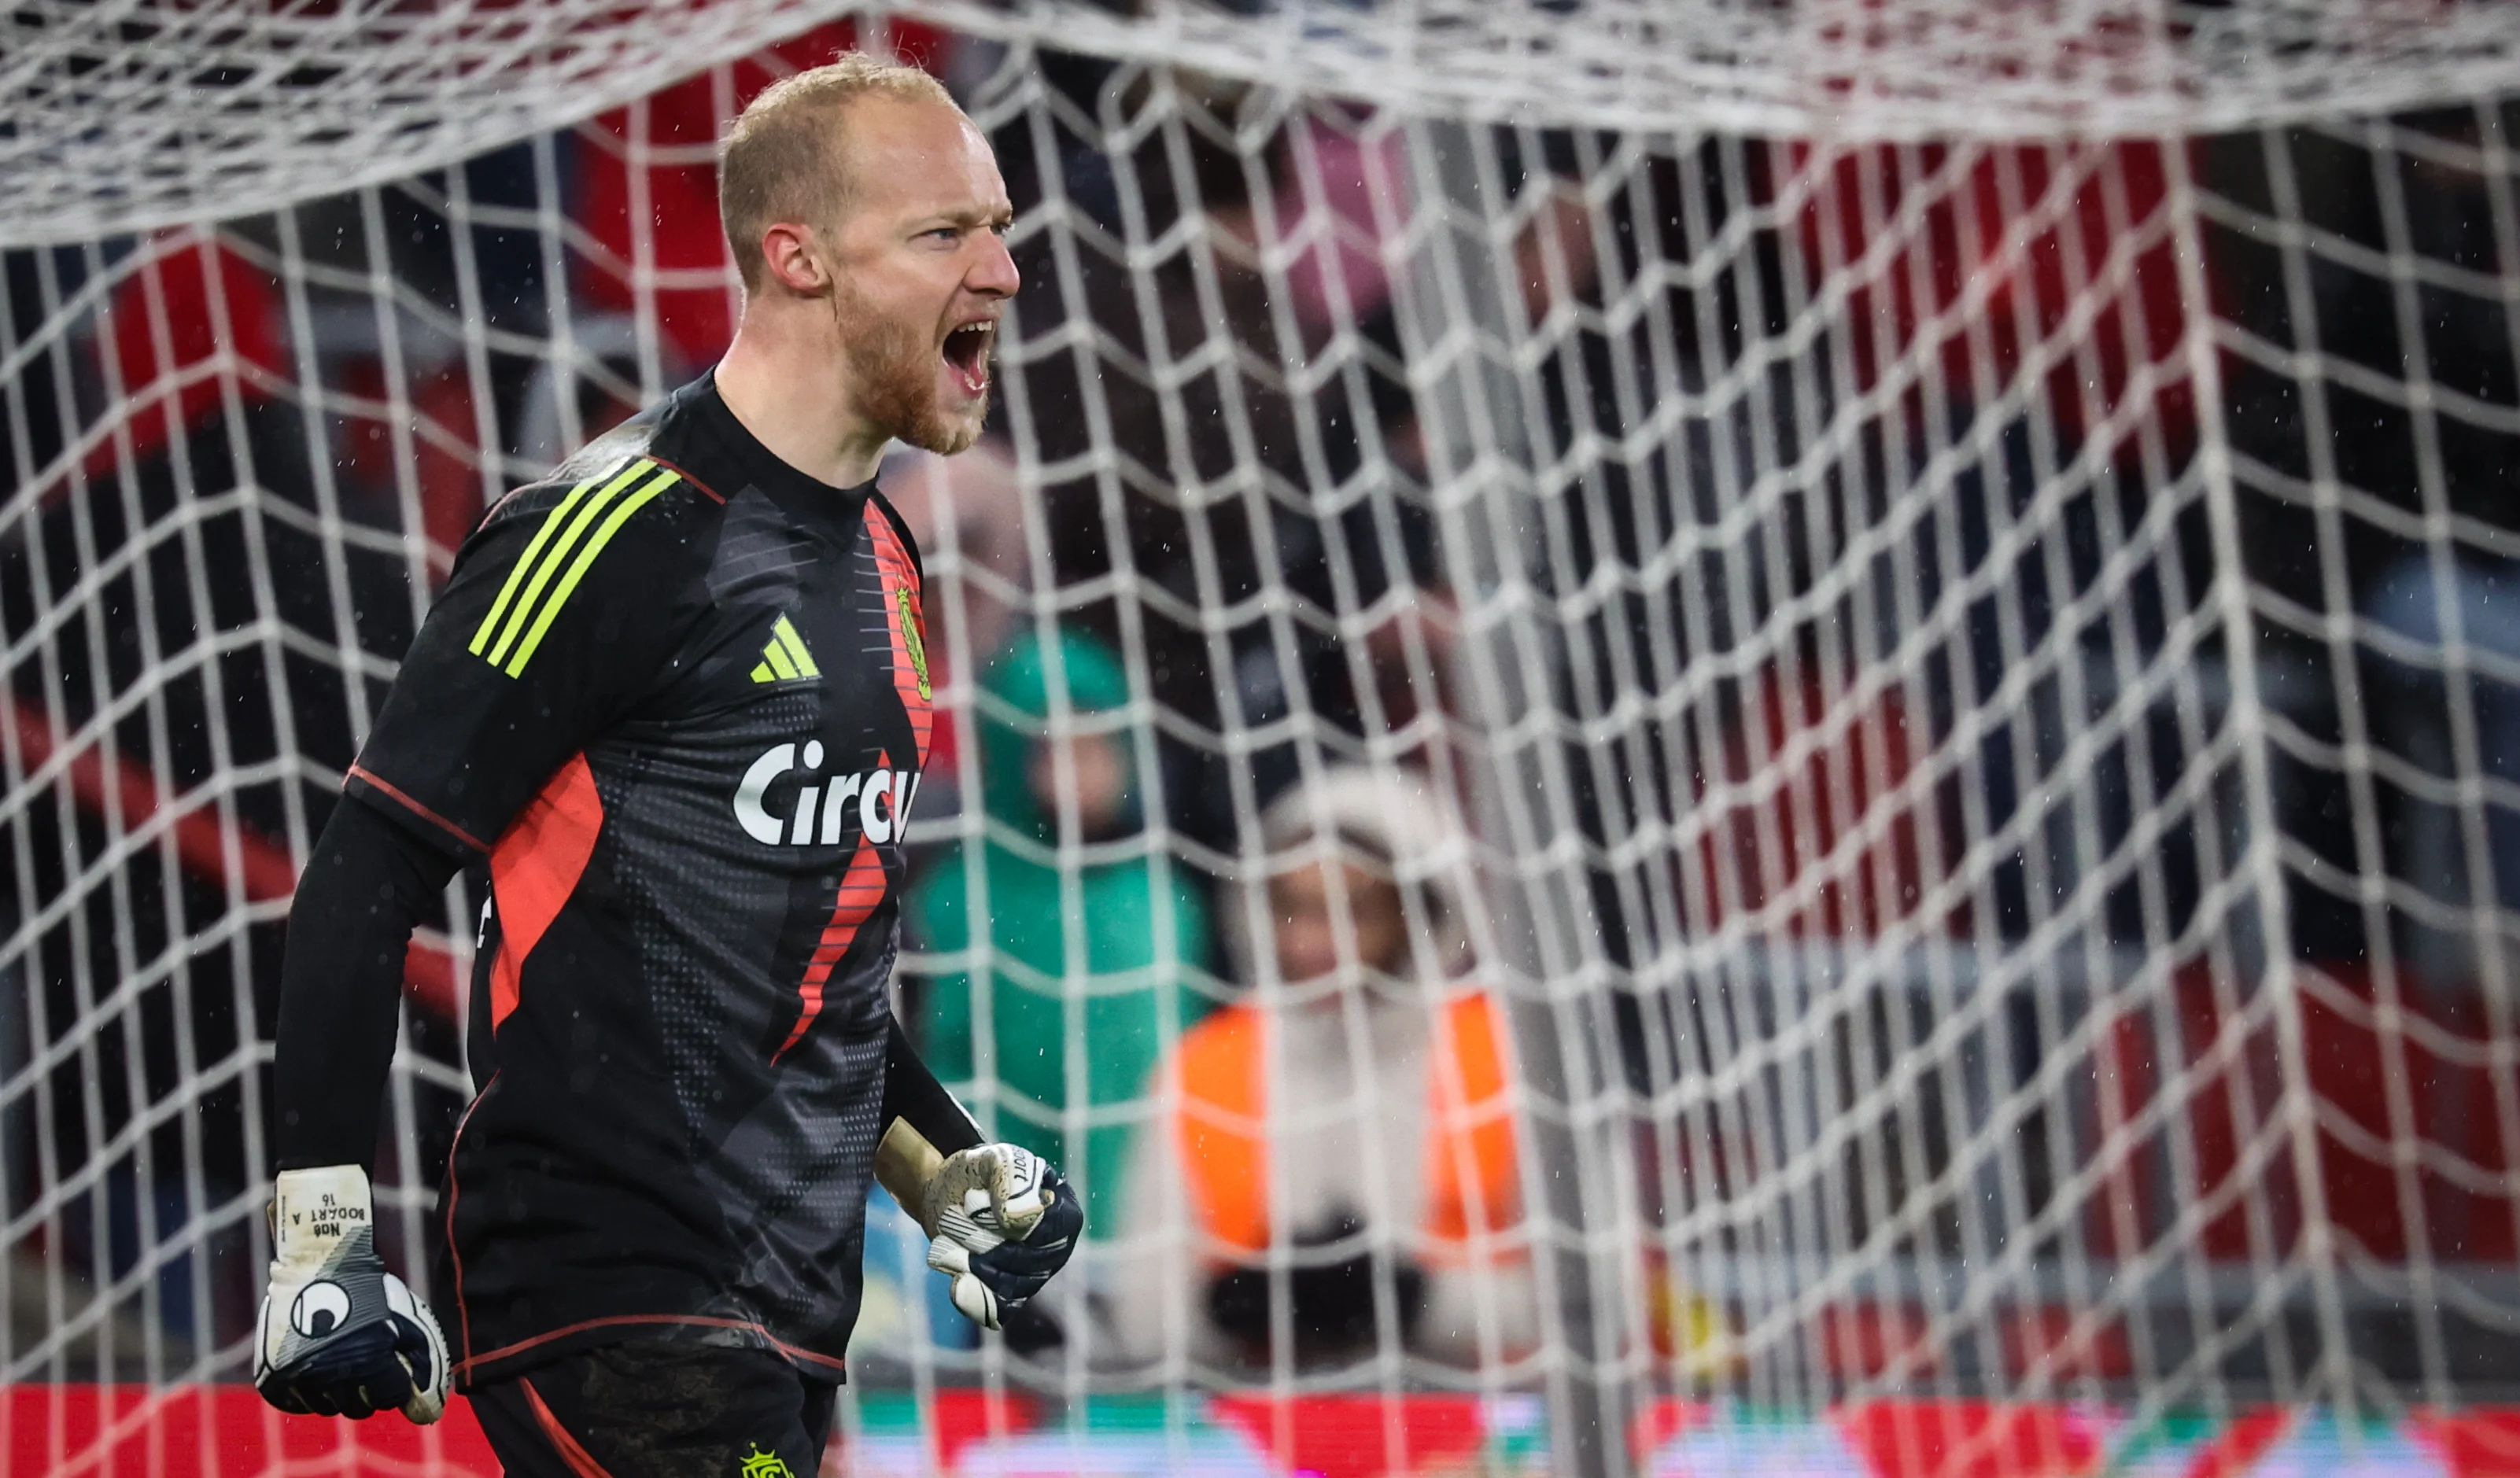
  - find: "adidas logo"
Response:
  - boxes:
[751,616,821,684]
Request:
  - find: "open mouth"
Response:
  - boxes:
[943,321,994,397]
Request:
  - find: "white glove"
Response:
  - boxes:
[253,1165,449,1423]
[922,1144,1082,1331]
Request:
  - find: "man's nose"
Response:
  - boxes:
[968,231,1020,299]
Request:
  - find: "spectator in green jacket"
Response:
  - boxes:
[907,626,1214,1239]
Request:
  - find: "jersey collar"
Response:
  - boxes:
[680,371,875,529]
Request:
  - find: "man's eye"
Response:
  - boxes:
[927,227,961,243]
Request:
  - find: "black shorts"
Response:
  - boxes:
[466,1338,838,1478]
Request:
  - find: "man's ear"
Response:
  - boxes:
[758,221,832,296]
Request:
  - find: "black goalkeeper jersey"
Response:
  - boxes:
[346,376,936,1385]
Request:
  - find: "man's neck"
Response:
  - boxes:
[714,311,889,488]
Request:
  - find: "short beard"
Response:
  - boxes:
[832,276,988,457]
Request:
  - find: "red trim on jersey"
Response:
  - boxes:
[523,1379,618,1478]
[477,479,541,528]
[488,755,603,1030]
[455,1314,850,1381]
[347,764,490,853]
[775,819,887,1063]
[474,448,716,543]
[640,452,725,504]
[444,1070,498,1372]
[865,511,933,768]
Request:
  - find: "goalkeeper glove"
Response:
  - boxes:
[253,1165,449,1422]
[921,1144,1083,1331]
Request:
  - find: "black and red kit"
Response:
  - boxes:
[269,374,978,1389]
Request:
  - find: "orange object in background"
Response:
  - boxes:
[1171,990,1521,1262]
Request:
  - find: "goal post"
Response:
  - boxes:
[8,3,2520,1473]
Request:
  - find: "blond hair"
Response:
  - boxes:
[718,53,961,291]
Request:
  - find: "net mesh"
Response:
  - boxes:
[5,3,2520,1474]
[20,0,2520,248]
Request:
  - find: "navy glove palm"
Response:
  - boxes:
[923,1144,1083,1329]
[253,1166,448,1422]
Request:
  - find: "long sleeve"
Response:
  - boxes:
[271,795,464,1170]
[880,1014,984,1156]
[871,1015,988,1230]
[272,443,700,1173]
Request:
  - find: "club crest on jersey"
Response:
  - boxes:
[896,588,930,701]
[734,740,918,846]
[739,1447,794,1478]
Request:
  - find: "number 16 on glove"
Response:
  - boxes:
[254,1165,449,1422]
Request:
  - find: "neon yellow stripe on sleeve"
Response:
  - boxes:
[469,466,617,658]
[500,466,682,676]
[477,459,654,667]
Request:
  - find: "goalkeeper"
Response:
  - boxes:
[253,53,1078,1476]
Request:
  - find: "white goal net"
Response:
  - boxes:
[8,3,2520,1475]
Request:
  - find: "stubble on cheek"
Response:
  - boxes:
[833,282,986,457]
[924,390,987,456]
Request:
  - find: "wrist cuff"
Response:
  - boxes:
[271,1164,374,1266]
